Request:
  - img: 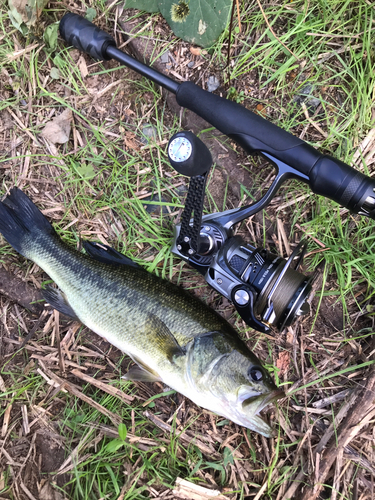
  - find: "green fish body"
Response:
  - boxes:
[0,188,282,436]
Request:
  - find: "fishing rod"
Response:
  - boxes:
[59,13,374,334]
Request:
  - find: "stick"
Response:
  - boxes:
[71,369,134,402]
[236,0,242,33]
[256,0,299,61]
[300,369,375,500]
[43,367,122,427]
[173,477,227,499]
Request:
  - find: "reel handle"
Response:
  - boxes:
[168,132,212,256]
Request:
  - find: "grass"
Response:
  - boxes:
[0,1,375,499]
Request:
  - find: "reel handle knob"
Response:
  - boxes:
[168,131,212,177]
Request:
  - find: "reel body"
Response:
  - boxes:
[172,222,311,334]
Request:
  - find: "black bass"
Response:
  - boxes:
[0,188,282,436]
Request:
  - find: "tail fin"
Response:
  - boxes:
[0,187,55,256]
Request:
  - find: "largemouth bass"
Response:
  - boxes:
[0,188,282,436]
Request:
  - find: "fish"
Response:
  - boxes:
[0,187,283,436]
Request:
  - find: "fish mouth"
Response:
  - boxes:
[243,389,285,415]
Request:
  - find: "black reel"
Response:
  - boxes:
[204,233,311,333]
[168,130,312,334]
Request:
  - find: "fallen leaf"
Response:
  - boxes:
[44,23,59,52]
[124,131,140,150]
[85,7,96,22]
[39,480,64,500]
[8,0,49,34]
[50,67,60,80]
[78,55,88,78]
[123,108,135,118]
[40,109,72,144]
[255,103,266,118]
[190,46,202,56]
[74,162,96,179]
[276,351,290,376]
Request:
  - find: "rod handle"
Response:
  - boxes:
[59,12,116,60]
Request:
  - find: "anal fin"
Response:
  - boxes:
[42,285,79,320]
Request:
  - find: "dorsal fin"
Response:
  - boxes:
[82,240,141,268]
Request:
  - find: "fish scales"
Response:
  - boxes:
[0,188,283,436]
[30,235,224,334]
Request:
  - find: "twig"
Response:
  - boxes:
[352,127,375,166]
[300,368,375,500]
[226,0,237,70]
[236,0,242,33]
[97,0,120,20]
[20,310,48,348]
[173,477,227,499]
[1,397,13,438]
[7,109,41,147]
[301,102,328,138]
[282,466,306,500]
[43,367,122,426]
[54,310,65,376]
[71,368,134,402]
[295,223,326,248]
[255,0,299,61]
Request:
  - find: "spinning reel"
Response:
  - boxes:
[168,132,312,334]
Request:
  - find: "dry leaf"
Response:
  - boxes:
[124,131,140,151]
[255,103,266,118]
[78,55,88,78]
[190,46,202,56]
[8,0,49,34]
[123,108,135,117]
[40,109,72,144]
[276,351,290,376]
[39,480,64,500]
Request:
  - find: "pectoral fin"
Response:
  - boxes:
[42,286,79,320]
[82,240,141,268]
[123,365,161,383]
[146,314,185,362]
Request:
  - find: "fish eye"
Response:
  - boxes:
[248,366,263,382]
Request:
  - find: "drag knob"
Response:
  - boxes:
[168,131,212,177]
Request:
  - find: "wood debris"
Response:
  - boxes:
[173,477,227,499]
